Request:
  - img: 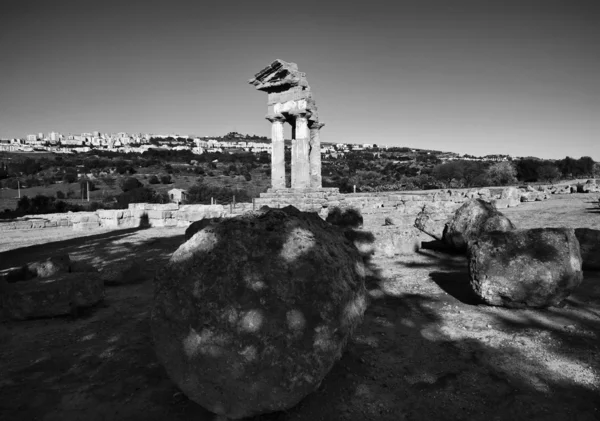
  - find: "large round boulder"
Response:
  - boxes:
[184,217,223,241]
[151,208,367,419]
[443,199,515,251]
[468,228,583,308]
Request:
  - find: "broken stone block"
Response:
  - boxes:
[574,228,600,270]
[414,208,450,241]
[443,199,515,252]
[151,209,366,419]
[26,254,71,278]
[100,261,146,286]
[1,272,105,320]
[468,228,583,308]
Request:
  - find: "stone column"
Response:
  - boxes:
[309,122,324,188]
[266,115,286,190]
[291,113,310,189]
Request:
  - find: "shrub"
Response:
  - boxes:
[160,174,172,184]
[120,177,143,192]
[115,186,165,209]
[149,175,160,184]
[486,162,518,186]
[536,164,561,183]
[56,190,65,199]
[62,173,77,183]
[16,194,83,215]
[326,207,363,229]
[186,182,252,204]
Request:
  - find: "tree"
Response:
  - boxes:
[120,177,143,192]
[56,190,65,199]
[148,175,160,184]
[160,174,172,184]
[486,161,517,186]
[536,164,561,183]
[432,162,465,186]
[516,159,542,182]
[115,187,164,208]
[62,172,77,183]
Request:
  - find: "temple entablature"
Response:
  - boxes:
[250,59,325,190]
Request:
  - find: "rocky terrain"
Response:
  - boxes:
[0,193,599,420]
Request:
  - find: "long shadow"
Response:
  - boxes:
[0,227,148,270]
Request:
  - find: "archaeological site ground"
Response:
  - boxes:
[0,189,599,421]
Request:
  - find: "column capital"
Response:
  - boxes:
[286,109,311,119]
[265,114,286,123]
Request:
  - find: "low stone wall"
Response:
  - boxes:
[3,180,597,233]
[0,211,82,231]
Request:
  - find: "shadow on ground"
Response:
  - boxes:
[0,218,599,421]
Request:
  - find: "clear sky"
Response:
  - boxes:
[1,0,598,160]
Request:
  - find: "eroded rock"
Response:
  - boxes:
[100,260,145,286]
[443,199,515,251]
[26,254,71,278]
[574,228,600,270]
[468,228,583,308]
[151,209,366,419]
[1,272,105,320]
[185,217,223,241]
[414,209,450,241]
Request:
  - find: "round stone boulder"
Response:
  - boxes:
[468,228,583,308]
[443,199,515,252]
[184,217,223,241]
[151,209,367,419]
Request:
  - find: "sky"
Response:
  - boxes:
[0,0,598,160]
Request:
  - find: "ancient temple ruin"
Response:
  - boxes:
[249,59,325,190]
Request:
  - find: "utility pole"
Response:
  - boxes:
[18,180,20,199]
[87,181,90,202]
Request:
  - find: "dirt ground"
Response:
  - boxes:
[1,195,599,421]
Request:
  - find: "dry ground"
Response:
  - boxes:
[0,194,599,421]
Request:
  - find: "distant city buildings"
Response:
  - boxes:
[5,130,380,157]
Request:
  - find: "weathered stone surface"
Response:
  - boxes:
[27,254,71,278]
[185,217,223,241]
[414,208,450,241]
[100,261,146,286]
[69,260,99,274]
[151,209,366,419]
[581,180,600,193]
[443,199,515,251]
[501,187,520,201]
[574,228,600,270]
[0,272,105,320]
[348,227,422,258]
[468,228,583,308]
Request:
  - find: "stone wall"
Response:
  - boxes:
[0,211,83,231]
[3,180,597,233]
